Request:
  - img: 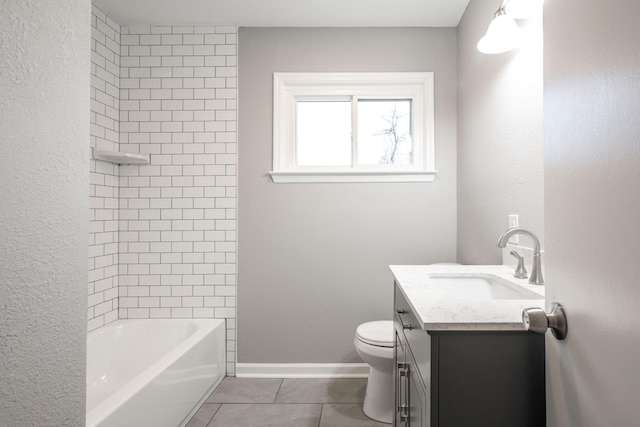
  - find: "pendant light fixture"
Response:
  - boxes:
[477,0,544,55]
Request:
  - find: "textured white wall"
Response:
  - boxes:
[544,0,640,425]
[457,0,544,264]
[238,27,458,364]
[0,0,90,425]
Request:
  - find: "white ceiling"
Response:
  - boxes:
[92,0,471,27]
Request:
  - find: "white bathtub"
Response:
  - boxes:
[86,319,225,427]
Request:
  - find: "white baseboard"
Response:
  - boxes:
[235,363,370,378]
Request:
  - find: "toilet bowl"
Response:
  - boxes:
[354,320,394,424]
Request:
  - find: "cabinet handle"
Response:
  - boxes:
[398,362,411,425]
[397,362,409,424]
[400,404,409,422]
[397,309,407,315]
[398,362,408,377]
[403,323,413,331]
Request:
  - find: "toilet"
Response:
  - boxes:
[354,320,394,424]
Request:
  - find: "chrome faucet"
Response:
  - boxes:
[497,228,544,285]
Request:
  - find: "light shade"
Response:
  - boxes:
[505,0,544,19]
[477,12,524,54]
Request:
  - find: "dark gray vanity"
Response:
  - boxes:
[391,265,546,427]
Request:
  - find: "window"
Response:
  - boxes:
[271,72,436,183]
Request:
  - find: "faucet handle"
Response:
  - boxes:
[510,251,528,279]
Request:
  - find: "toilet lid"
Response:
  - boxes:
[356,321,394,347]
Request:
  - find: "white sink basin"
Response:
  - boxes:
[427,274,542,300]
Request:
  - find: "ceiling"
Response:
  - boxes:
[92,0,471,27]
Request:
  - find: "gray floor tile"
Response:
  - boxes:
[185,403,221,427]
[320,403,391,427]
[206,377,283,403]
[275,378,367,404]
[206,403,322,427]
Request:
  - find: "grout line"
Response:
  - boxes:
[273,377,285,403]
[317,403,324,427]
[204,403,220,427]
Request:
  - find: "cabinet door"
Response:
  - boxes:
[396,330,426,427]
[407,356,426,427]
[395,330,408,427]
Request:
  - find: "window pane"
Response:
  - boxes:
[296,101,352,166]
[357,100,413,165]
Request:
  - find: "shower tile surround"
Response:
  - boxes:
[89,5,238,374]
[89,7,121,332]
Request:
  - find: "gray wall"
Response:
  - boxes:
[457,0,544,264]
[238,28,457,363]
[0,1,90,425]
[544,0,640,425]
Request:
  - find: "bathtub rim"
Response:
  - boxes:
[86,318,225,427]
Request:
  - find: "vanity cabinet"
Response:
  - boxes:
[393,282,545,427]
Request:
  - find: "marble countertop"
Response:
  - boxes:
[390,265,545,332]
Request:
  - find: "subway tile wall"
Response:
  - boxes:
[89,6,121,332]
[118,24,237,375]
[88,5,238,375]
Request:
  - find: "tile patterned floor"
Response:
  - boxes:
[185,378,390,427]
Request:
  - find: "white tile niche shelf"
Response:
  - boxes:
[93,149,150,165]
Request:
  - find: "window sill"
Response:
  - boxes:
[269,170,437,183]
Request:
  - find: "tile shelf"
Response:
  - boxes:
[93,150,150,165]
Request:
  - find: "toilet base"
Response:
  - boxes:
[362,365,393,424]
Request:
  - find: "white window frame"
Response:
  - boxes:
[271,72,437,183]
